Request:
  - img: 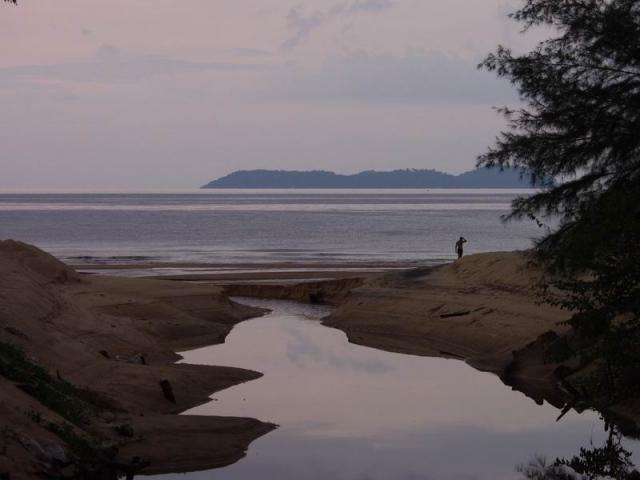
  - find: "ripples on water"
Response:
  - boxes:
[151,299,640,480]
[0,190,545,265]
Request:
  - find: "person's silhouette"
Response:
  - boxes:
[455,237,467,259]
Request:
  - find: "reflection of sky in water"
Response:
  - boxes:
[151,299,640,480]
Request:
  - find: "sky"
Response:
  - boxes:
[0,0,537,190]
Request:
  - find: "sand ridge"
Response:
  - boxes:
[323,252,571,400]
[0,240,274,479]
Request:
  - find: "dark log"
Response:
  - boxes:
[159,379,176,404]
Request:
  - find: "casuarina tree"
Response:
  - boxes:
[480,0,640,395]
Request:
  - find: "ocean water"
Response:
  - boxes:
[0,189,545,265]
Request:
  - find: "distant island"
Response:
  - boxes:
[201,168,533,189]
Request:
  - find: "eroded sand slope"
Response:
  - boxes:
[0,240,274,479]
[325,252,569,375]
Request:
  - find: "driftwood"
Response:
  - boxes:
[440,311,471,319]
[159,379,176,404]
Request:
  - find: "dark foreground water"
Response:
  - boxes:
[151,299,640,480]
[0,189,543,265]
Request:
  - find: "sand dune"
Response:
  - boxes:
[0,240,274,479]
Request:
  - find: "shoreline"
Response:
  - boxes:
[0,241,277,479]
[3,241,638,478]
[70,260,419,270]
[71,260,424,284]
[212,253,640,431]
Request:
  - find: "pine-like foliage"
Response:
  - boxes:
[479,0,640,271]
[481,1,640,399]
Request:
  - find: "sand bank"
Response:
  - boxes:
[222,253,579,409]
[323,253,572,402]
[227,252,639,428]
[0,240,274,479]
[4,241,636,478]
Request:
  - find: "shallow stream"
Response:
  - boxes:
[152,299,640,480]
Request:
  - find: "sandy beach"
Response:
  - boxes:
[2,240,637,479]
[0,240,274,479]
[221,252,575,405]
[5,0,637,476]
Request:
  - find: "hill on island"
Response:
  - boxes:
[201,168,532,189]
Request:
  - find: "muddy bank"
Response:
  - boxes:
[223,277,366,306]
[0,240,274,479]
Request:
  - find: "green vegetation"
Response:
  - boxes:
[201,167,530,189]
[0,341,102,461]
[0,342,117,426]
[0,342,143,477]
[46,420,95,459]
[517,424,639,479]
[0,426,15,456]
[481,0,640,402]
[555,426,635,479]
[484,1,640,477]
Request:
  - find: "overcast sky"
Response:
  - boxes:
[0,0,535,189]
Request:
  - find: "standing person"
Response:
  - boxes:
[455,237,467,259]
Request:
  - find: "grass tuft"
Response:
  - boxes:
[0,342,117,426]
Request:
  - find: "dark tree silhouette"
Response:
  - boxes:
[480,1,640,399]
[517,423,640,479]
[556,425,636,480]
[479,0,640,269]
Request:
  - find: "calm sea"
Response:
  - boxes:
[0,189,544,265]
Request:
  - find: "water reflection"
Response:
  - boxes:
[519,423,640,479]
[150,299,640,480]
